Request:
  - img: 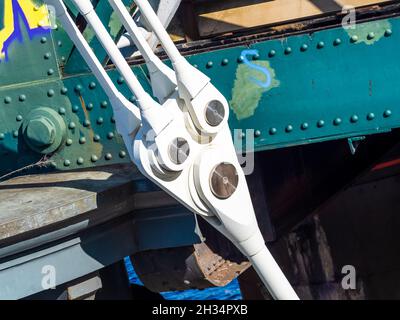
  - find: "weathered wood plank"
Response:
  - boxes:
[0,164,142,242]
[197,0,390,36]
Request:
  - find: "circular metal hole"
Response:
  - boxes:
[209,162,239,199]
[168,137,190,165]
[205,100,225,127]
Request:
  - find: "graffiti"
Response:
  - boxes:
[0,0,51,62]
[240,49,272,88]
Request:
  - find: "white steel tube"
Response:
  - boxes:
[71,0,151,109]
[46,0,120,101]
[109,0,160,67]
[109,0,177,103]
[134,0,183,64]
[249,246,299,300]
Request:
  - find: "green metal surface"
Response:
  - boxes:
[191,18,400,152]
[63,0,132,74]
[0,0,400,178]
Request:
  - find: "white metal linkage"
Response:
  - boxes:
[46,0,299,300]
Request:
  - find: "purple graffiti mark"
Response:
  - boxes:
[1,0,50,62]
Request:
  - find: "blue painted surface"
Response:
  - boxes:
[124,257,242,300]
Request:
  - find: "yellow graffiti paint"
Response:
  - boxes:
[0,0,50,59]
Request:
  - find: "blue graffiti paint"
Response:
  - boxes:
[1,0,50,62]
[240,49,272,88]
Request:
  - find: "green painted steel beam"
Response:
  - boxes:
[0,4,400,178]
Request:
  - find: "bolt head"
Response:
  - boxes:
[25,117,56,147]
[210,163,239,199]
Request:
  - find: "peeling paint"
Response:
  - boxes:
[345,20,391,45]
[230,60,279,120]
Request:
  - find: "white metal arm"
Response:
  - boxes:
[109,0,177,104]
[47,0,299,300]
[135,0,229,136]
[45,0,141,159]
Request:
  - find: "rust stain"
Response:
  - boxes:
[78,96,103,155]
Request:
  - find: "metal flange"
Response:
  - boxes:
[22,107,67,154]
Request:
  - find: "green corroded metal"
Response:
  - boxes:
[0,0,400,178]
[187,18,400,151]
[63,0,133,74]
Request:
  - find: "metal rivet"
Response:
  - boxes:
[317,41,325,49]
[74,85,83,93]
[13,130,18,138]
[87,103,94,110]
[300,44,308,52]
[47,89,55,97]
[66,139,73,146]
[83,119,91,127]
[58,41,62,47]
[385,29,392,37]
[91,155,98,162]
[68,122,76,129]
[97,117,104,125]
[350,35,359,43]
[268,50,276,57]
[107,132,114,139]
[105,153,113,160]
[119,151,127,158]
[285,125,293,133]
[334,38,341,46]
[193,64,198,68]
[19,94,26,102]
[221,58,229,66]
[367,112,375,120]
[384,109,392,118]
[269,128,277,135]
[317,120,325,128]
[254,130,261,137]
[284,47,292,55]
[4,96,11,104]
[40,37,47,43]
[16,115,23,122]
[79,137,86,144]
[129,96,136,103]
[239,131,246,139]
[72,105,79,113]
[333,118,342,126]
[61,87,68,95]
[77,157,84,165]
[237,56,244,63]
[206,61,213,68]
[111,116,116,123]
[58,107,66,115]
[367,32,375,40]
[0,133,4,140]
[89,82,96,89]
[64,159,71,167]
[350,115,359,123]
[252,53,260,60]
[44,52,51,59]
[47,69,54,76]
[117,77,125,84]
[61,56,66,62]
[94,135,101,142]
[301,123,309,130]
[101,101,108,108]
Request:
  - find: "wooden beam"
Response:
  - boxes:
[196,0,390,36]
